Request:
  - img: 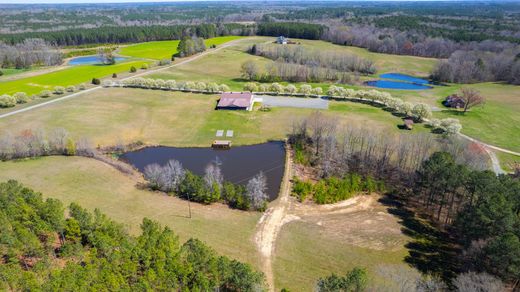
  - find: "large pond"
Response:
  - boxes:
[120,142,286,201]
[68,55,127,65]
[365,73,433,90]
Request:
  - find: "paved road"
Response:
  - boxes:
[0,38,245,120]
[256,95,329,109]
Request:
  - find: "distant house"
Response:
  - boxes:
[443,95,465,109]
[217,92,254,111]
[276,36,288,45]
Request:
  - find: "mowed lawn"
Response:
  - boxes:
[118,36,243,60]
[0,60,148,95]
[0,87,409,147]
[0,156,261,268]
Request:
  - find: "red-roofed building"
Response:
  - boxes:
[217,92,254,111]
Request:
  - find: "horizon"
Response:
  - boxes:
[0,0,507,3]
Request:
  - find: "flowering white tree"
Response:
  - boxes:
[160,159,185,192]
[219,84,230,92]
[204,163,224,192]
[244,82,258,93]
[299,84,312,96]
[206,82,220,93]
[285,84,297,95]
[412,103,432,121]
[246,172,268,211]
[13,92,29,104]
[312,87,323,97]
[270,83,284,95]
[259,83,270,93]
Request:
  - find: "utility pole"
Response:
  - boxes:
[187,193,192,219]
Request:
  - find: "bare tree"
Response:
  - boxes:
[204,162,223,191]
[459,88,485,114]
[453,272,504,292]
[144,163,163,190]
[240,60,259,81]
[246,172,268,210]
[160,159,185,192]
[307,111,337,156]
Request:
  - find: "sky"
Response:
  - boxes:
[0,0,468,3]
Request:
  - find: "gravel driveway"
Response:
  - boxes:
[255,95,329,109]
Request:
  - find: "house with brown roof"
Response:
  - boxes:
[217,92,255,111]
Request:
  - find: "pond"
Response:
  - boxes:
[68,55,127,65]
[366,73,433,90]
[120,142,286,201]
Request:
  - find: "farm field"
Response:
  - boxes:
[118,36,243,60]
[0,60,149,95]
[0,88,415,147]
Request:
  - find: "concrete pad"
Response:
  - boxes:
[226,130,234,137]
[216,130,224,137]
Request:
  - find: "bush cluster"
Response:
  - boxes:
[110,78,230,93]
[426,118,463,135]
[292,174,384,204]
[243,82,323,97]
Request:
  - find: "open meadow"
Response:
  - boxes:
[0,87,414,147]
[118,36,243,60]
[148,36,520,157]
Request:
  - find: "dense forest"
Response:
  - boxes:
[0,23,252,46]
[0,180,265,290]
[256,22,325,40]
[290,113,520,289]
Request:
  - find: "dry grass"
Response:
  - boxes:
[0,87,408,147]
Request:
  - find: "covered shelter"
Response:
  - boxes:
[217,92,254,111]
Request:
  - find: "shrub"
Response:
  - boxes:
[130,66,137,73]
[66,85,75,93]
[91,78,101,85]
[243,82,258,93]
[312,87,323,96]
[53,86,65,95]
[285,84,297,95]
[270,83,284,94]
[0,95,16,108]
[39,90,52,98]
[299,84,312,96]
[219,84,230,92]
[112,73,117,78]
[159,59,171,66]
[171,55,176,61]
[206,82,219,93]
[292,178,313,202]
[13,92,30,104]
[141,63,149,70]
[0,70,3,76]
[78,83,86,90]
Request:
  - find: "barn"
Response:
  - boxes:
[217,92,254,111]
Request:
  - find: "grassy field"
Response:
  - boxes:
[0,68,32,77]
[148,36,520,157]
[0,87,411,147]
[0,156,261,268]
[274,219,411,291]
[0,60,149,95]
[118,36,243,60]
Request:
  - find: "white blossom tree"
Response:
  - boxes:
[246,172,268,210]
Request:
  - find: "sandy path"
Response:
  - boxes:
[254,143,292,291]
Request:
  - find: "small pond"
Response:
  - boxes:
[366,73,433,90]
[68,55,127,65]
[120,142,286,201]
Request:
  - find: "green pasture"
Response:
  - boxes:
[0,60,149,95]
[118,36,243,60]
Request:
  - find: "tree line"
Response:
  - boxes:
[143,159,269,211]
[257,22,325,40]
[431,49,520,84]
[0,39,62,69]
[0,180,265,290]
[0,23,249,46]
[177,36,206,57]
[251,43,376,75]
